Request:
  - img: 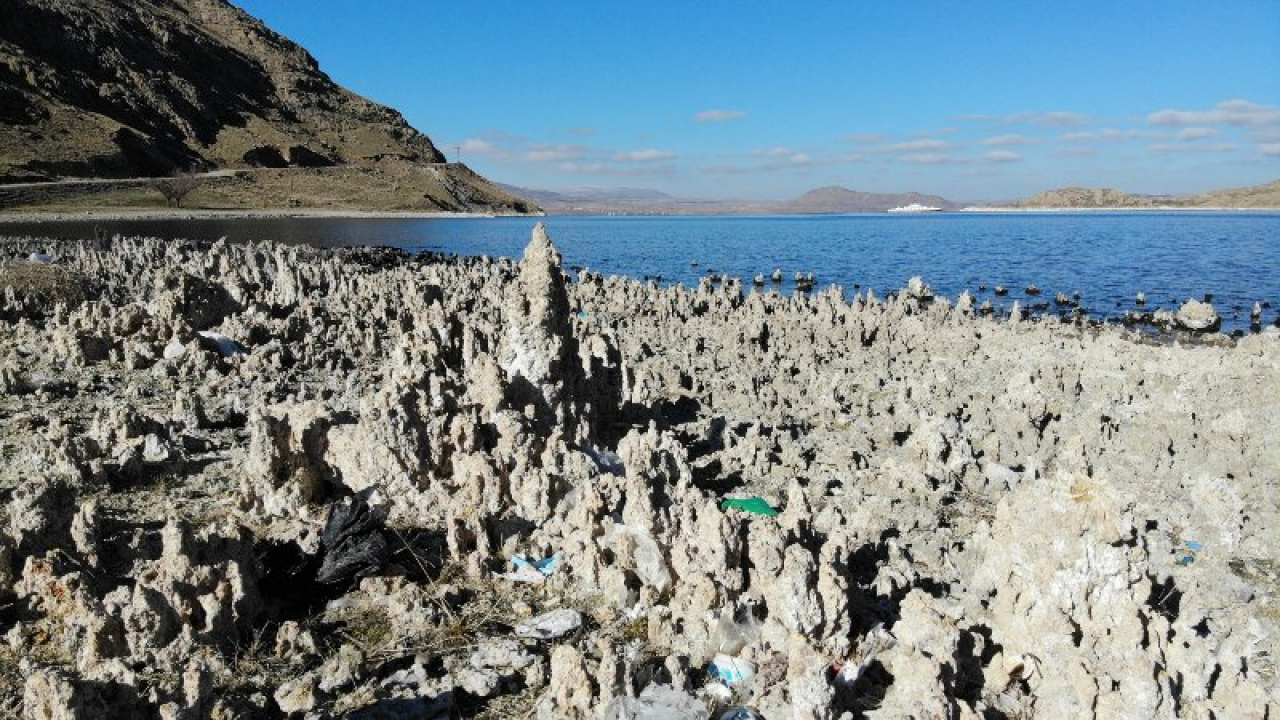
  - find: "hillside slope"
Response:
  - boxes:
[1016,181,1280,209]
[1017,187,1151,208]
[0,0,532,213]
[1186,179,1280,208]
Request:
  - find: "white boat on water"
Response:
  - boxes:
[888,203,943,213]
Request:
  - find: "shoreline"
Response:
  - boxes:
[3,206,1278,222]
[0,207,543,222]
[961,205,1280,213]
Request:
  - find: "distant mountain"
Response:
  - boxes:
[777,186,960,213]
[500,184,962,215]
[1012,180,1280,209]
[498,184,738,215]
[501,178,1280,217]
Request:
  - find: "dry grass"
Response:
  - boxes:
[221,623,296,694]
[471,684,541,720]
[0,646,24,720]
[0,164,534,214]
[0,261,87,306]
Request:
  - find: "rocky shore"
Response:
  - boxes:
[0,226,1276,719]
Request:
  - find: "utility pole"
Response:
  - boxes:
[454,145,461,164]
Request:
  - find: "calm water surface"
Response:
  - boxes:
[4,212,1278,331]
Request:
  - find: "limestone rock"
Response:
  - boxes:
[1176,299,1222,332]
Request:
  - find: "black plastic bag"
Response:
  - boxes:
[317,496,390,584]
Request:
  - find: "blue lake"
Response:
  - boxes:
[4,212,1278,331]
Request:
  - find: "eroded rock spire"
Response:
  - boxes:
[501,223,576,432]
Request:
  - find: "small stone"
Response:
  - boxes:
[273,671,321,715]
[514,608,583,640]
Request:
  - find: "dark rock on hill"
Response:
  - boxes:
[0,0,447,179]
[0,0,533,213]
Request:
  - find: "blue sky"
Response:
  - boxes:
[234,1,1280,201]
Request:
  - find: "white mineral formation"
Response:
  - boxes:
[0,228,1275,718]
[1176,298,1222,331]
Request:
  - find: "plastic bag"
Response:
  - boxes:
[714,603,761,655]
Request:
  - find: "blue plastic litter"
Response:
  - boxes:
[1177,540,1202,566]
[512,553,559,576]
[707,654,755,687]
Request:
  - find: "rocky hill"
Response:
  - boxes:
[777,186,959,213]
[1017,187,1152,208]
[1015,180,1280,209]
[1186,179,1280,208]
[0,0,531,213]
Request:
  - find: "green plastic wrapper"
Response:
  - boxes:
[720,497,779,517]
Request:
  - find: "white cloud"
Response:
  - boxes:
[1148,143,1238,154]
[695,109,747,123]
[456,132,682,176]
[614,149,677,162]
[983,151,1022,163]
[557,162,675,177]
[459,138,501,155]
[963,111,1089,127]
[1261,142,1280,156]
[1149,99,1280,129]
[1059,128,1127,143]
[1177,127,1219,141]
[843,133,887,144]
[749,147,812,165]
[901,152,963,165]
[877,138,951,153]
[701,147,820,174]
[524,144,587,162]
[1060,131,1099,143]
[980,134,1036,146]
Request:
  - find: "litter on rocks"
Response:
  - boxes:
[714,604,761,655]
[707,653,755,688]
[514,608,583,640]
[719,496,779,517]
[834,623,897,688]
[511,552,560,576]
[603,684,707,720]
[1178,540,1203,566]
[719,709,760,720]
[196,330,244,357]
[316,497,390,584]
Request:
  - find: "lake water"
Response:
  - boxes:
[4,212,1278,332]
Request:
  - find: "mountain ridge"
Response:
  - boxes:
[781,186,960,213]
[497,179,1280,215]
[496,183,966,215]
